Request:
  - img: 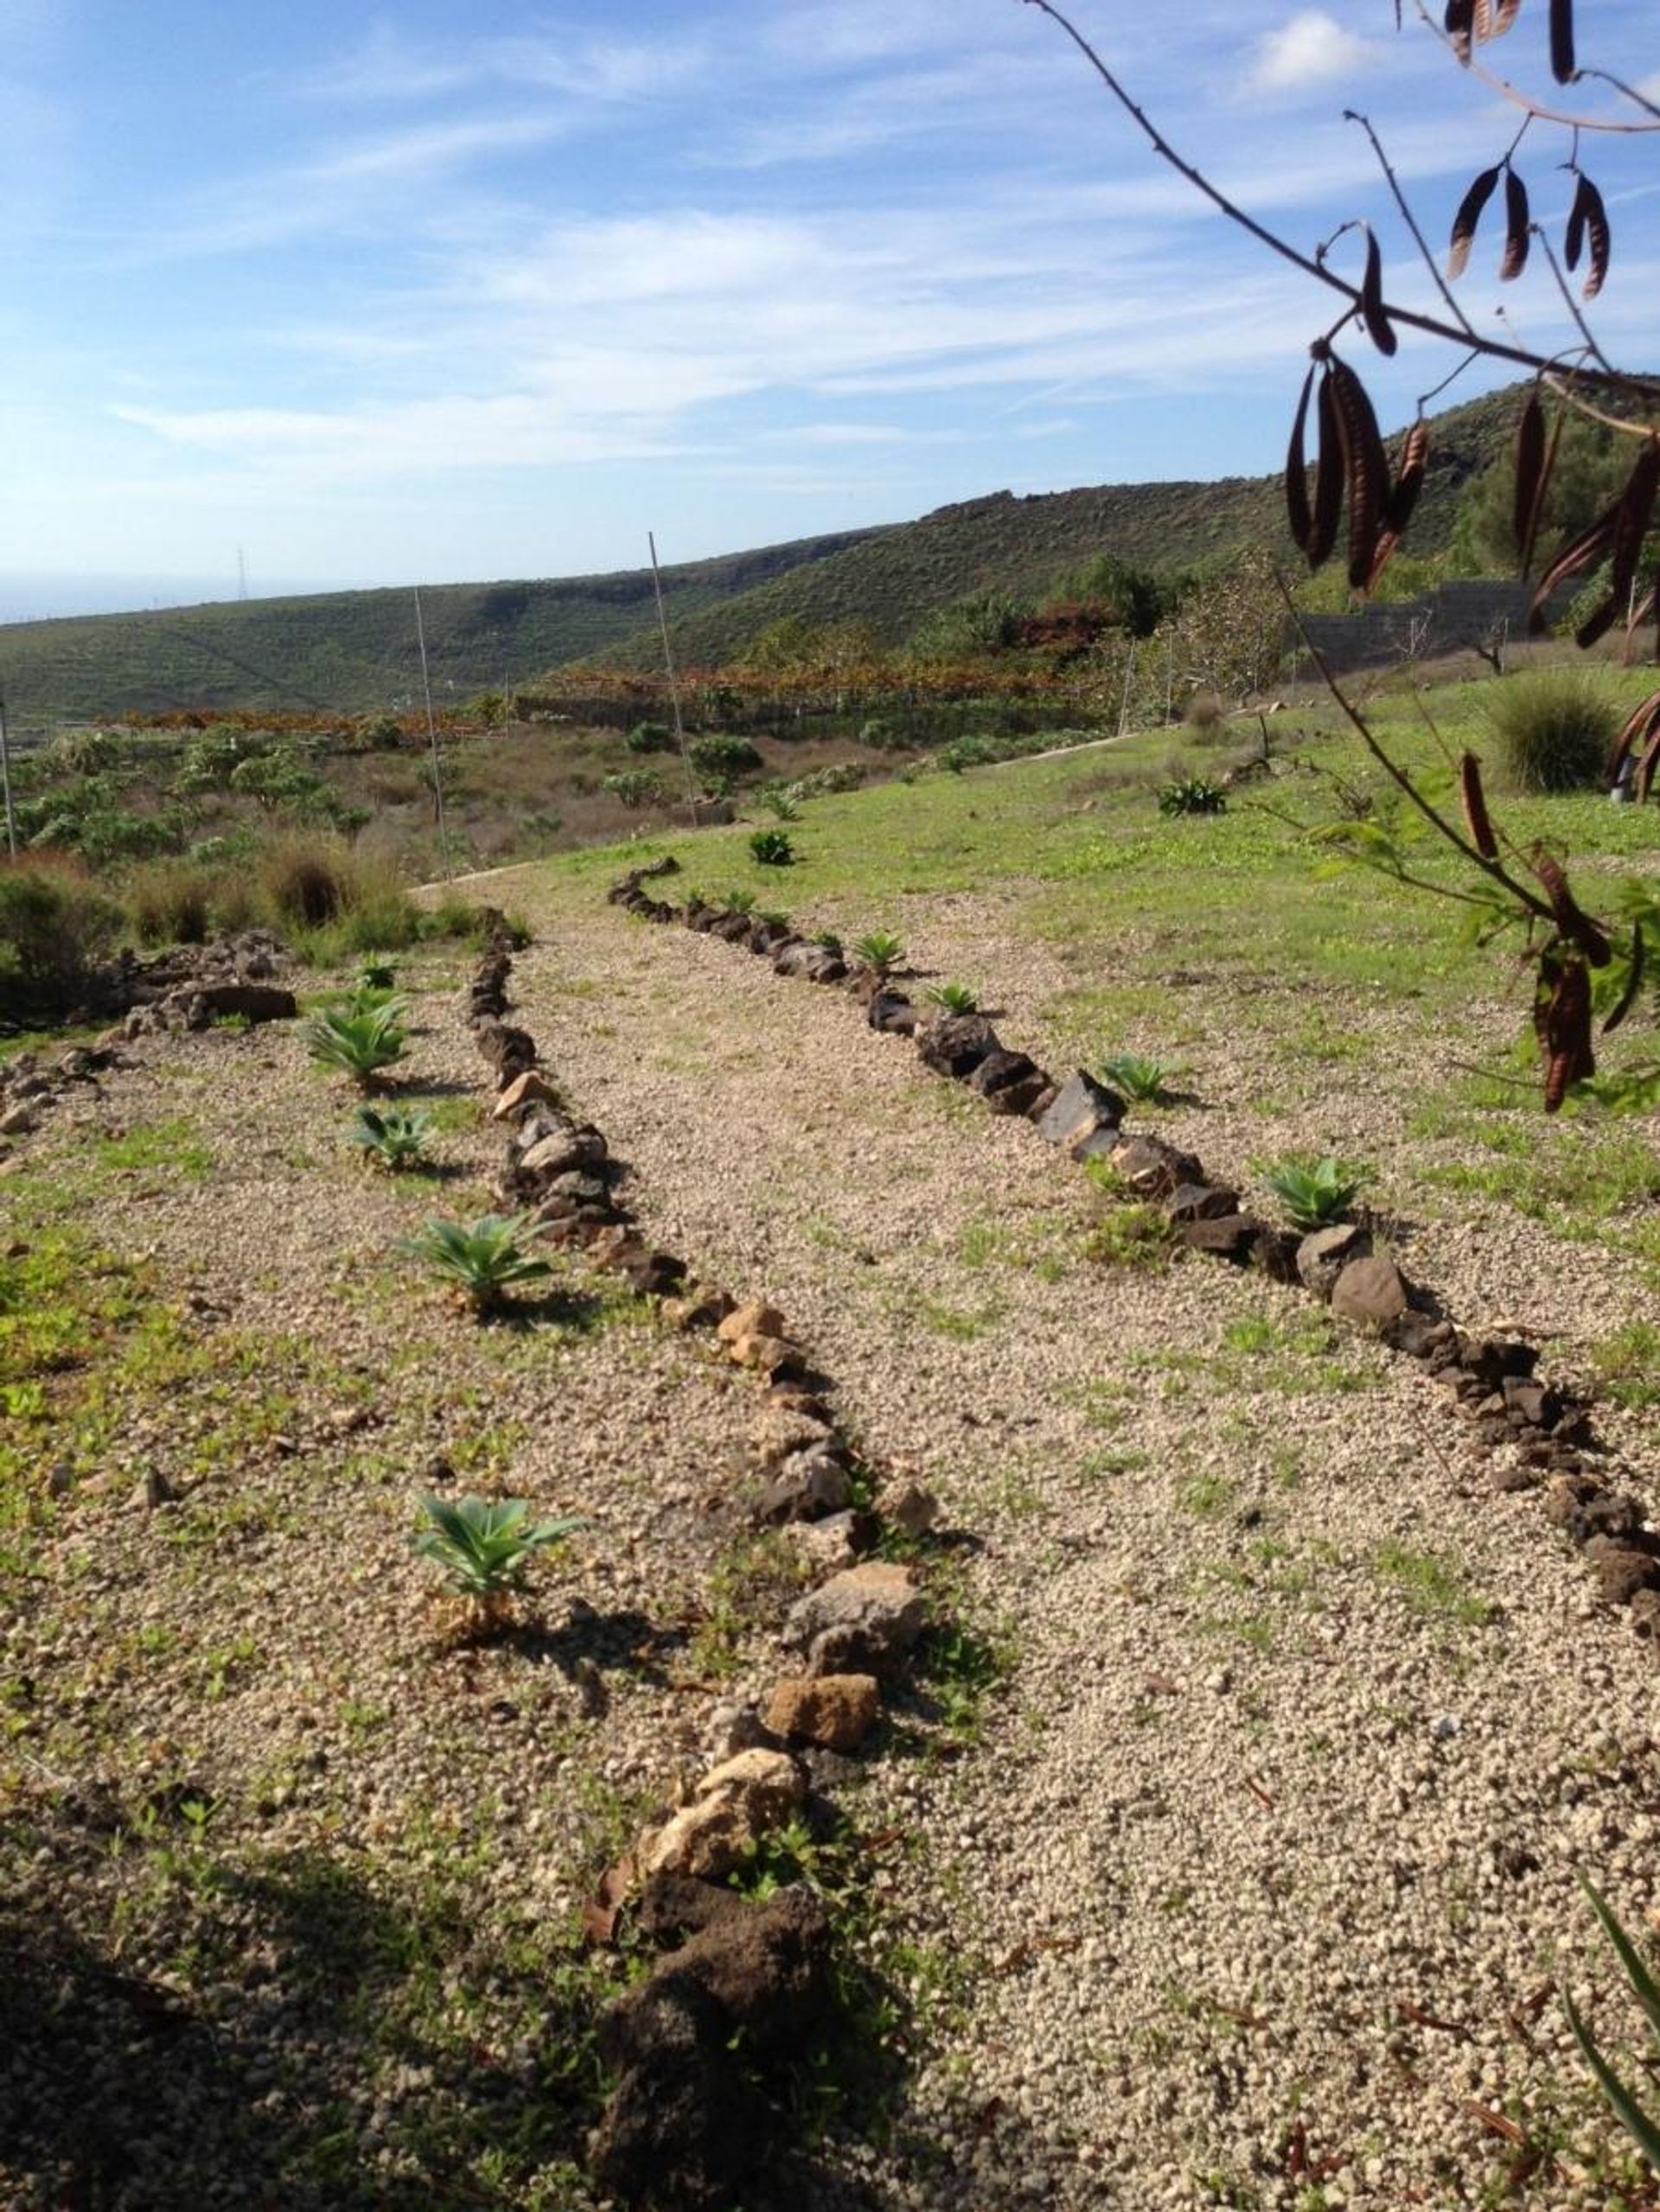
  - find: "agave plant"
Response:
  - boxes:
[852,930,906,980]
[303,1000,410,1088]
[749,828,795,866]
[722,887,758,917]
[1100,1051,1174,1104]
[1259,1154,1369,1232]
[1564,1877,1660,2175]
[411,1493,587,1627]
[345,1103,433,1172]
[923,981,980,1015]
[1158,777,1226,818]
[400,1213,552,1314]
[358,959,398,993]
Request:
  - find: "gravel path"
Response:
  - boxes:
[493,871,1660,2211]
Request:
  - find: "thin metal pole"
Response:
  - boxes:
[413,587,453,879]
[648,531,699,815]
[0,694,15,858]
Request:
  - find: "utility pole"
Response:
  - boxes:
[0,693,14,857]
[648,532,699,815]
[413,588,453,879]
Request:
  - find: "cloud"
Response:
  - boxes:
[1247,11,1375,94]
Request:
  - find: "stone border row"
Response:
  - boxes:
[459,918,965,2212]
[607,862,1660,1646]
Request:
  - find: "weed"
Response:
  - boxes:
[1083,1200,1173,1269]
[1372,1542,1496,1627]
[1589,1321,1660,1411]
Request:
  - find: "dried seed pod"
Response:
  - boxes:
[1606,687,1660,787]
[1364,528,1402,591]
[1548,0,1575,81]
[1519,403,1563,578]
[1565,172,1610,299]
[1513,389,1546,565]
[1531,847,1612,967]
[1445,0,1476,61]
[1388,419,1430,534]
[1359,229,1397,356]
[1447,165,1500,279]
[1529,494,1621,632]
[1500,167,1531,280]
[1285,365,1317,553]
[1602,927,1646,1037]
[1327,354,1389,591]
[1459,752,1499,860]
[1609,439,1660,610]
[1541,957,1594,1112]
[1308,367,1344,572]
[1488,0,1521,33]
[1637,719,1660,805]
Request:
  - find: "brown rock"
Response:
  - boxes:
[1295,1222,1371,1298]
[725,1332,798,1377]
[1585,1538,1660,1608]
[764,1674,881,1752]
[1329,1256,1410,1327]
[661,1289,736,1332]
[717,1300,787,1346]
[1108,1134,1204,1199]
[492,1069,562,1120]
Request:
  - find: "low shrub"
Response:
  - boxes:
[688,733,762,778]
[749,828,795,866]
[0,858,124,1022]
[1484,670,1617,794]
[625,720,676,755]
[603,770,665,809]
[1158,777,1226,817]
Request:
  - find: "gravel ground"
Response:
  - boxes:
[3,872,1657,2210]
[493,873,1659,2211]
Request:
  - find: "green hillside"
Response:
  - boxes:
[0,380,1525,725]
[604,382,1515,672]
[0,528,883,726]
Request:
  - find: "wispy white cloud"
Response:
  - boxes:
[1247,10,1376,94]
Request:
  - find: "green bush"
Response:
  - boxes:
[749,828,795,866]
[625,720,675,755]
[0,860,124,1021]
[602,769,664,809]
[124,860,222,945]
[1158,777,1226,817]
[688,733,762,778]
[1485,670,1618,794]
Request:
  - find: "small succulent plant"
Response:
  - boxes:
[411,1493,587,1627]
[399,1213,552,1314]
[345,1103,433,1172]
[303,1000,410,1088]
[1259,1154,1369,1231]
[1564,1877,1660,2175]
[1100,1052,1174,1104]
[923,981,980,1014]
[852,930,905,980]
[1158,777,1226,817]
[749,828,796,865]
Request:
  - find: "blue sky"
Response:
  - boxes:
[3,0,1652,614]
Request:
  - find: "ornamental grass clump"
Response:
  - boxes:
[400,1213,552,1315]
[411,1494,587,1629]
[1259,1154,1369,1232]
[1485,669,1617,795]
[303,999,410,1088]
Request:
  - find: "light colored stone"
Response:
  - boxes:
[1330,1254,1409,1327]
[784,1561,927,1677]
[491,1068,563,1120]
[718,1299,788,1346]
[635,1749,804,1880]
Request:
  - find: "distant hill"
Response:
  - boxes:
[0,382,1526,725]
[0,528,883,726]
